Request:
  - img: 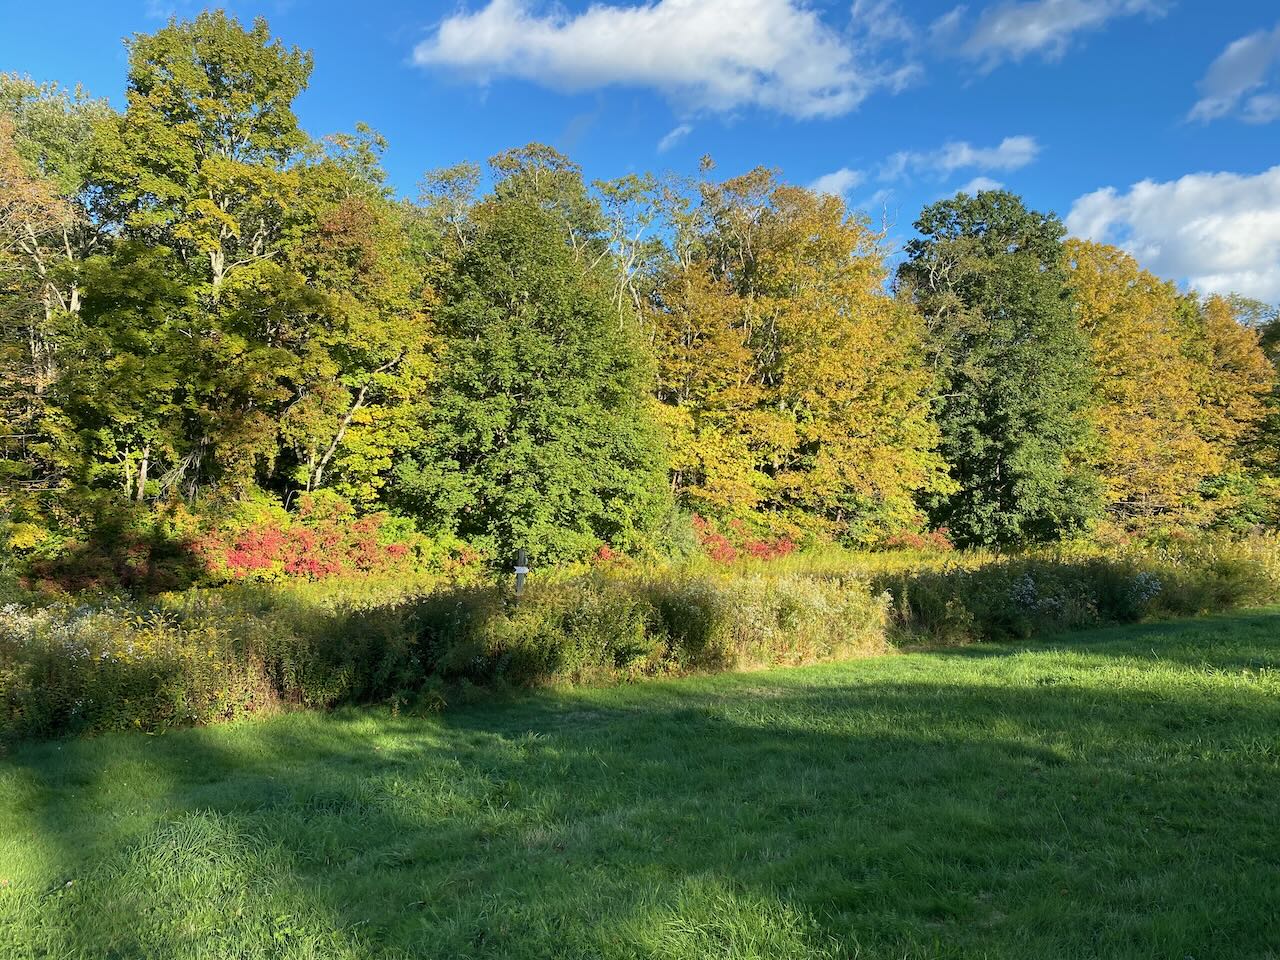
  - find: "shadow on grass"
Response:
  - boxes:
[4,611,1280,959]
[917,606,1280,666]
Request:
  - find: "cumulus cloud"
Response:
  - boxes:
[941,0,1162,70]
[657,123,693,152]
[810,167,865,198]
[958,176,1005,193]
[1188,21,1280,124]
[880,135,1040,180]
[1066,165,1280,302]
[414,0,919,118]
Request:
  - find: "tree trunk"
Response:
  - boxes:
[309,388,368,492]
[210,248,225,292]
[136,443,150,502]
[122,452,134,501]
[308,354,405,491]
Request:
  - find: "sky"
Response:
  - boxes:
[1,0,1278,301]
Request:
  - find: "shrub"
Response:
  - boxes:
[0,601,276,738]
[15,494,477,596]
[691,515,798,565]
[411,570,889,686]
[647,573,890,669]
[24,502,203,595]
[879,535,1280,645]
[0,568,892,740]
[193,494,416,583]
[880,528,954,552]
[4,535,1277,741]
[1146,536,1280,617]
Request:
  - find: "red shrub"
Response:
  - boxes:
[881,527,954,552]
[743,536,797,560]
[693,515,796,564]
[196,498,414,582]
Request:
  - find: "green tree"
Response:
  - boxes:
[12,15,434,515]
[58,243,193,501]
[395,151,668,564]
[93,11,312,292]
[900,190,1099,546]
[86,11,313,496]
[0,77,111,519]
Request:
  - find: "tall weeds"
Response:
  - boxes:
[3,535,1277,740]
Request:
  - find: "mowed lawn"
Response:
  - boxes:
[3,611,1280,960]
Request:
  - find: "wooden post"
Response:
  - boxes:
[514,547,529,598]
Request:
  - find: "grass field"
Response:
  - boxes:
[3,609,1279,959]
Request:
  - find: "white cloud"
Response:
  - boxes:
[958,176,1005,193]
[657,123,693,152]
[946,0,1162,70]
[810,167,865,198]
[414,0,919,118]
[929,6,966,44]
[1188,21,1280,124]
[852,0,913,42]
[1244,93,1280,124]
[863,188,895,208]
[881,135,1040,180]
[1066,165,1280,302]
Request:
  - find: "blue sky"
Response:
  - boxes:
[2,0,1278,300]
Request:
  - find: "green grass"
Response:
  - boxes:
[3,610,1280,959]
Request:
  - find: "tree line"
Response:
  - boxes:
[2,11,1277,567]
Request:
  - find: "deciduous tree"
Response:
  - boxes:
[900,191,1099,546]
[653,169,948,541]
[395,150,668,563]
[1065,239,1216,526]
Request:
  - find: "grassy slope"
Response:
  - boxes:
[3,609,1279,960]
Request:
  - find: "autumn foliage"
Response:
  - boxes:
[655,172,949,545]
[0,11,1278,583]
[1065,240,1273,529]
[194,497,412,583]
[692,515,798,564]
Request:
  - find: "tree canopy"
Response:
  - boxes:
[1,12,1277,567]
[900,191,1099,546]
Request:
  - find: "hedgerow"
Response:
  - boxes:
[0,567,890,739]
[878,535,1280,644]
[3,535,1278,741]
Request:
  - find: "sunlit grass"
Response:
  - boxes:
[3,608,1279,958]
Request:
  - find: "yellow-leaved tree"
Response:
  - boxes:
[652,168,950,542]
[1193,294,1275,452]
[1065,239,1215,526]
[1066,240,1273,529]
[1188,294,1278,526]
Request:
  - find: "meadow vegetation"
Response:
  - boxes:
[3,608,1278,958]
[4,534,1277,740]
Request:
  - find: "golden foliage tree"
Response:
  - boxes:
[1066,239,1214,525]
[1194,294,1274,451]
[1066,240,1273,528]
[653,169,948,541]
